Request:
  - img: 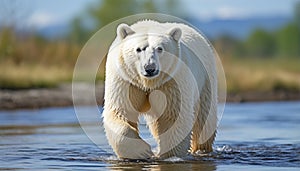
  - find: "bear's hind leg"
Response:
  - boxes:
[190,120,216,153]
[190,78,217,154]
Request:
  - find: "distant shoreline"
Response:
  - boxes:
[0,83,299,110]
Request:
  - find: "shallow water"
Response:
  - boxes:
[0,101,299,170]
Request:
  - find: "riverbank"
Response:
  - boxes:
[0,83,299,110]
[0,83,104,110]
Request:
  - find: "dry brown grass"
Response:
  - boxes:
[0,62,73,89]
[2,57,299,93]
[0,28,82,89]
[1,28,299,92]
[223,58,300,93]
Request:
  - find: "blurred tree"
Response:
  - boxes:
[0,28,15,61]
[245,29,276,58]
[213,35,245,58]
[88,0,140,29]
[294,2,300,28]
[213,1,300,59]
[69,17,90,44]
[88,0,181,28]
[276,23,300,58]
[69,0,182,43]
[0,0,31,63]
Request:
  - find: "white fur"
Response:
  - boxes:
[103,20,217,159]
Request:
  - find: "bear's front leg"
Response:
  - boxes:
[144,83,194,159]
[103,109,153,159]
[145,110,192,159]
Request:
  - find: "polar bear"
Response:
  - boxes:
[103,20,217,159]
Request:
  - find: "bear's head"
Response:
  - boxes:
[115,23,182,90]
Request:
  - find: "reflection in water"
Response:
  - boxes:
[0,101,300,170]
[108,161,216,171]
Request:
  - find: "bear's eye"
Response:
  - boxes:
[156,47,163,53]
[136,47,142,53]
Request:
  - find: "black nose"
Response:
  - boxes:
[144,63,158,77]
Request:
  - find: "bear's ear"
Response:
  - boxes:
[168,27,182,42]
[117,23,135,39]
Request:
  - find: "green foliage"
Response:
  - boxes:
[213,1,300,59]
[213,35,245,58]
[88,0,142,28]
[0,27,15,61]
[276,23,300,57]
[69,17,90,44]
[294,2,300,28]
[69,0,182,43]
[245,28,276,57]
[214,21,300,59]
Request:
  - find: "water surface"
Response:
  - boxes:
[0,101,299,170]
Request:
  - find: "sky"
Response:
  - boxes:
[0,0,299,29]
[187,0,299,20]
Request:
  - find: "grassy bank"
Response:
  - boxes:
[0,62,73,89]
[0,28,80,89]
[1,56,299,93]
[223,57,300,93]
